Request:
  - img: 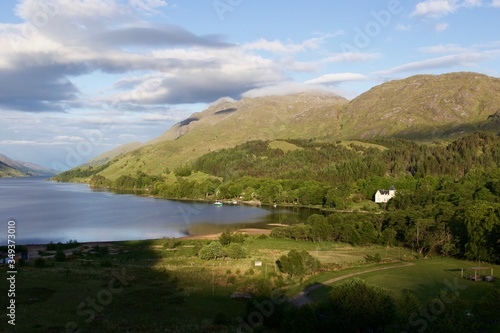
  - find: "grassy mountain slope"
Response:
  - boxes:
[0,153,57,177]
[63,72,500,181]
[98,92,348,180]
[340,72,500,140]
[83,141,144,167]
[0,160,25,177]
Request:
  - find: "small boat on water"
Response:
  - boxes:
[214,201,223,206]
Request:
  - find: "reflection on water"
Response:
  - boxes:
[0,177,317,245]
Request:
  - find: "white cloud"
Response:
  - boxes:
[243,32,343,55]
[142,113,187,121]
[52,136,84,141]
[241,82,337,98]
[304,73,369,85]
[245,37,317,54]
[129,0,169,14]
[412,0,457,17]
[0,0,288,112]
[463,0,482,6]
[323,52,381,63]
[375,53,491,75]
[492,0,500,6]
[418,44,468,53]
[435,23,450,31]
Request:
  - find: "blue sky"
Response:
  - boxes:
[1,0,500,170]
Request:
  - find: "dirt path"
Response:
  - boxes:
[291,262,415,306]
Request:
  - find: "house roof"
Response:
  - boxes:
[377,189,390,195]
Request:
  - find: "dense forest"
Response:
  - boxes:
[53,132,500,262]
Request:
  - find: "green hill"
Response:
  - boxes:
[83,141,144,167]
[0,153,58,177]
[59,72,500,181]
[97,92,348,180]
[340,72,500,140]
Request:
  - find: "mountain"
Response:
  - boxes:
[0,154,58,177]
[59,72,500,181]
[97,91,348,180]
[340,72,500,140]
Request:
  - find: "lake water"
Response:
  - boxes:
[0,177,315,245]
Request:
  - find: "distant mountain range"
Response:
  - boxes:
[0,153,58,178]
[75,72,500,180]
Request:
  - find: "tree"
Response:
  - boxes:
[473,290,500,332]
[198,241,224,260]
[307,214,333,242]
[55,249,66,262]
[279,250,319,277]
[464,201,500,261]
[218,229,232,246]
[395,290,421,332]
[329,278,395,332]
[226,243,247,259]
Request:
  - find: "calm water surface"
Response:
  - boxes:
[0,177,314,245]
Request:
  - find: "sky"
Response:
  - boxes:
[1,0,500,170]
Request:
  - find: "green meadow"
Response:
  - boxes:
[1,237,498,332]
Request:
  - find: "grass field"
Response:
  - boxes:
[1,236,498,332]
[302,258,498,306]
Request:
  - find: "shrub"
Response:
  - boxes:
[213,312,229,325]
[34,258,46,268]
[199,241,224,260]
[365,253,382,263]
[218,230,232,246]
[100,260,113,267]
[278,250,320,277]
[226,243,247,259]
[55,249,66,262]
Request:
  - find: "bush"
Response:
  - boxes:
[174,165,192,177]
[218,230,232,246]
[365,252,382,263]
[329,279,395,332]
[213,312,229,325]
[163,238,180,249]
[226,243,247,259]
[91,245,109,256]
[55,249,66,262]
[278,250,320,277]
[100,260,113,267]
[199,241,224,260]
[34,258,46,268]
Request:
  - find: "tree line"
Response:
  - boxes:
[53,132,500,262]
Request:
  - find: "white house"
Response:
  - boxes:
[375,185,396,203]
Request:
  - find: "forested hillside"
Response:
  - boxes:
[66,72,500,179]
[54,132,500,262]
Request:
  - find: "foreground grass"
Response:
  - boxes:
[303,257,499,306]
[1,237,498,332]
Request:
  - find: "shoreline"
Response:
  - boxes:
[23,228,273,259]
